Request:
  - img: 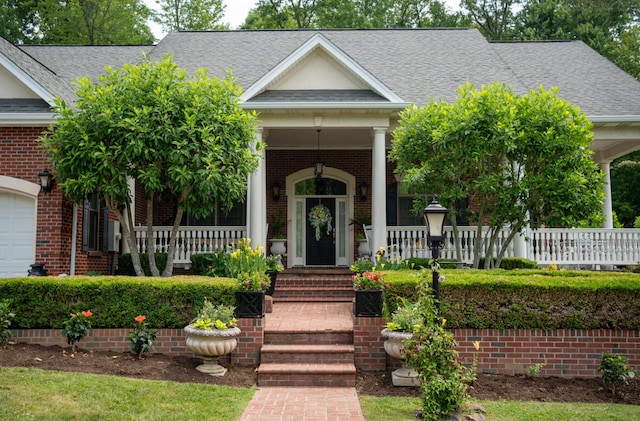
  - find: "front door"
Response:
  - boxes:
[306,198,336,265]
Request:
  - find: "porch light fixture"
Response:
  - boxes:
[422,195,449,315]
[313,129,324,181]
[37,170,54,194]
[271,182,282,201]
[358,182,368,201]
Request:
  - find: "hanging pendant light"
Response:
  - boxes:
[313,129,324,181]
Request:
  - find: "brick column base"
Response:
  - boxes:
[231,317,264,366]
[353,316,386,371]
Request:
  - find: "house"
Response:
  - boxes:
[2,28,640,277]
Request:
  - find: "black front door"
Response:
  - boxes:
[306,198,336,265]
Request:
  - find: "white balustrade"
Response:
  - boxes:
[134,226,246,265]
[385,226,640,267]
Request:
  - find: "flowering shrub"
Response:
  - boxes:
[129,315,157,359]
[598,352,637,395]
[308,204,332,241]
[61,310,93,353]
[191,299,237,330]
[204,238,268,278]
[352,271,388,290]
[385,298,423,332]
[237,271,270,291]
[400,274,473,421]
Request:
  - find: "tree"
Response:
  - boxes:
[460,0,521,40]
[153,0,227,32]
[27,0,155,45]
[611,151,640,227]
[391,82,604,268]
[41,54,262,277]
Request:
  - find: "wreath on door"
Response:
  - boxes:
[308,204,333,241]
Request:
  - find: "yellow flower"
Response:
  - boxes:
[473,341,480,351]
[441,318,447,327]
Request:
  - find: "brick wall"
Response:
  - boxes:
[13,326,638,377]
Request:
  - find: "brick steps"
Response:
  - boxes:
[257,269,357,387]
[257,363,356,387]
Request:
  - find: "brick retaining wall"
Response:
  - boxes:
[11,326,640,377]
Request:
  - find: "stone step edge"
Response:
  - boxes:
[257,362,356,375]
[264,327,354,335]
[271,297,354,303]
[261,344,355,353]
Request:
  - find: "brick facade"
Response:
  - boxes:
[12,325,639,377]
[1,126,112,276]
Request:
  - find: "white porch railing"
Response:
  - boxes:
[134,225,640,268]
[133,226,246,265]
[386,226,640,267]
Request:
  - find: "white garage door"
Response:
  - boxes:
[0,191,36,277]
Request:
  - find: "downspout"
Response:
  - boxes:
[70,203,77,275]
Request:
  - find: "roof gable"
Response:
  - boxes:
[241,33,405,104]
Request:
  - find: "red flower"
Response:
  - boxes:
[81,310,92,318]
[135,315,146,323]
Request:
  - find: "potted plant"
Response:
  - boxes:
[265,254,284,296]
[235,271,270,318]
[269,212,287,255]
[381,298,424,386]
[352,271,388,317]
[350,210,371,258]
[184,299,240,377]
[350,257,375,274]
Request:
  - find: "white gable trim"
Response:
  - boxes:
[0,55,56,104]
[241,33,405,104]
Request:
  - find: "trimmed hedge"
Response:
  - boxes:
[116,253,168,276]
[0,276,236,329]
[382,269,640,330]
[477,257,540,270]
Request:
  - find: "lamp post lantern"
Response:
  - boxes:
[423,195,449,315]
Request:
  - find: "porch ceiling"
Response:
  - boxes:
[264,127,384,149]
[591,122,640,162]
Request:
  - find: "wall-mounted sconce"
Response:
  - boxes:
[358,182,368,201]
[38,170,54,194]
[271,182,282,201]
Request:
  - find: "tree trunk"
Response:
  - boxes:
[161,186,192,277]
[146,192,160,277]
[106,197,144,276]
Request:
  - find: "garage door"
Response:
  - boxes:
[0,191,36,277]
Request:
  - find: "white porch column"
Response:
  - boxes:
[601,161,614,229]
[371,127,388,255]
[247,128,267,248]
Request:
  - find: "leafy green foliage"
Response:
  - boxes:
[61,310,93,352]
[391,82,603,268]
[0,299,15,345]
[190,299,237,330]
[598,352,637,396]
[41,54,260,277]
[129,315,158,358]
[153,0,226,32]
[402,275,470,420]
[0,276,237,329]
[117,253,168,276]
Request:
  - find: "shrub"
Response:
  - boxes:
[478,257,539,269]
[116,253,168,276]
[0,299,15,345]
[598,352,637,395]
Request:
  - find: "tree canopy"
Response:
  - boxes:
[390,82,604,268]
[41,54,261,276]
[153,0,228,32]
[0,0,155,45]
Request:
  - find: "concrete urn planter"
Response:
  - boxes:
[184,325,241,377]
[270,239,287,255]
[381,328,420,386]
[357,239,370,259]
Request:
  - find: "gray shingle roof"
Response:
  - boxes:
[0,98,51,113]
[250,89,387,102]
[4,29,640,118]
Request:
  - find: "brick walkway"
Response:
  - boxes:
[239,302,366,420]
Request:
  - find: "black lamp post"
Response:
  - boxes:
[422,195,449,315]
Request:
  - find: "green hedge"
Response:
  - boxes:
[116,253,168,276]
[0,276,236,329]
[382,269,640,330]
[477,257,540,269]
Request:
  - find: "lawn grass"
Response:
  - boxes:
[358,396,640,421]
[0,367,255,421]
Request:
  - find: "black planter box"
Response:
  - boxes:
[235,291,265,318]
[266,271,278,296]
[354,289,383,317]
